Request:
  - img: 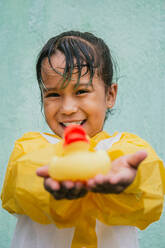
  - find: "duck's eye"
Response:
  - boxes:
[76,89,89,95]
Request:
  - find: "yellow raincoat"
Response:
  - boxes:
[1,131,165,248]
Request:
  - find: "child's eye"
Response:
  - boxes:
[76,89,89,95]
[45,92,60,98]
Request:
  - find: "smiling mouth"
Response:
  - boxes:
[60,120,86,128]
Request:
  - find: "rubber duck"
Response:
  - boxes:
[48,125,111,181]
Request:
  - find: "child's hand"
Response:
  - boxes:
[36,166,87,200]
[36,150,147,199]
[87,150,147,194]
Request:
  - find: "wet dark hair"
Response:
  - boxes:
[36,30,117,118]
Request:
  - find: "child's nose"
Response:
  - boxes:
[60,96,78,115]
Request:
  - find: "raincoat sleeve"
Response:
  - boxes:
[1,133,82,226]
[1,132,165,248]
[91,132,165,230]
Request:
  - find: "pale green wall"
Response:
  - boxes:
[0,0,165,247]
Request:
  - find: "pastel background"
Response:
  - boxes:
[0,0,164,247]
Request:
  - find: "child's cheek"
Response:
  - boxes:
[43,101,53,116]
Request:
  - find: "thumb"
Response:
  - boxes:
[126,150,147,168]
[36,165,49,177]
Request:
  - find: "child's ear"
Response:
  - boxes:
[106,83,118,108]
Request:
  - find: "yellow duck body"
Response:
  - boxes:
[48,141,111,181]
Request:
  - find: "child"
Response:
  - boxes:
[1,31,165,248]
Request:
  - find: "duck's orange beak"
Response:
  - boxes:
[64,125,89,146]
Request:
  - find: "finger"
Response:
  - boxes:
[36,165,49,177]
[62,181,75,189]
[126,150,147,168]
[77,188,87,197]
[108,167,136,185]
[66,187,87,200]
[44,177,60,191]
[75,181,85,189]
[105,184,124,194]
[90,184,105,193]
[53,191,66,200]
[87,174,111,191]
[63,182,87,200]
[87,175,107,191]
[87,178,96,189]
[52,184,68,200]
[94,174,106,184]
[93,184,124,194]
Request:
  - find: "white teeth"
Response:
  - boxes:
[62,121,83,127]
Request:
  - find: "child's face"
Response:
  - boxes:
[41,51,117,138]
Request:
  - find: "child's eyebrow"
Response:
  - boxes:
[78,83,93,89]
[76,83,91,87]
[43,83,92,92]
[42,87,58,92]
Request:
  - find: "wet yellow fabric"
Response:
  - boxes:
[1,131,165,248]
